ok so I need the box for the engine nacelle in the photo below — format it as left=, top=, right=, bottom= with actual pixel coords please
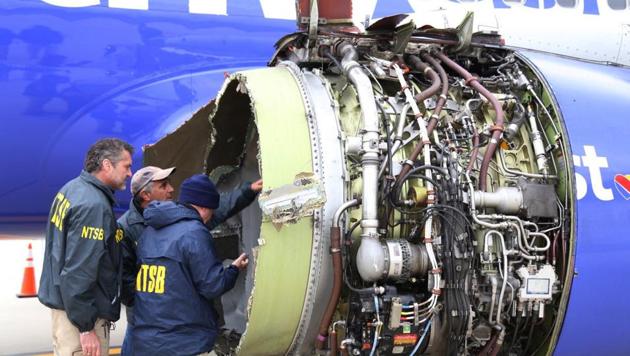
left=146, top=17, right=576, bottom=356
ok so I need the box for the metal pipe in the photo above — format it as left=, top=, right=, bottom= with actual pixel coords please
left=504, top=102, right=526, bottom=141
left=466, top=174, right=544, bottom=261
left=464, top=98, right=482, bottom=174
left=526, top=231, right=551, bottom=252
left=494, top=230, right=509, bottom=326
left=527, top=105, right=549, bottom=175
left=528, top=87, right=561, bottom=137
left=489, top=274, right=498, bottom=325
left=356, top=236, right=387, bottom=282
left=474, top=187, right=523, bottom=214
left=379, top=103, right=411, bottom=177
left=498, top=149, right=557, bottom=179
left=330, top=321, right=345, bottom=356
left=336, top=42, right=384, bottom=283
left=333, top=199, right=360, bottom=228
left=340, top=338, right=353, bottom=356
left=335, top=41, right=380, bottom=238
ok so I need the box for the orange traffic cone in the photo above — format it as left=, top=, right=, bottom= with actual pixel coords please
left=17, top=243, right=37, bottom=298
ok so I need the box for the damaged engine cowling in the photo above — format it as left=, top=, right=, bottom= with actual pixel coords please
left=146, top=20, right=574, bottom=356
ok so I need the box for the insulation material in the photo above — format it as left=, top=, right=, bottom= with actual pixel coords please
left=213, top=129, right=263, bottom=340
left=143, top=101, right=214, bottom=198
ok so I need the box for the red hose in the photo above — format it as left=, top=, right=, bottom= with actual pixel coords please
left=316, top=227, right=343, bottom=350
left=436, top=52, right=504, bottom=191
left=396, top=54, right=443, bottom=183
left=421, top=53, right=449, bottom=134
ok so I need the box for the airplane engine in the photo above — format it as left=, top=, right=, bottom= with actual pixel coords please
left=147, top=23, right=575, bottom=356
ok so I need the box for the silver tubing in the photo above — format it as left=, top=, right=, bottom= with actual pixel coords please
left=333, top=199, right=360, bottom=228
left=337, top=42, right=380, bottom=237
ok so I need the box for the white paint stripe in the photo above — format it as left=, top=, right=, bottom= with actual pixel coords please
left=189, top=0, right=227, bottom=15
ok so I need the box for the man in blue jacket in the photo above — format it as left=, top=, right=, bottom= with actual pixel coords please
left=133, top=174, right=255, bottom=355
left=118, top=165, right=176, bottom=356
left=120, top=167, right=261, bottom=355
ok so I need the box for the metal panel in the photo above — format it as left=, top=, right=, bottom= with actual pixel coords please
left=518, top=50, right=630, bottom=355
left=283, top=65, right=347, bottom=354
left=227, top=67, right=314, bottom=355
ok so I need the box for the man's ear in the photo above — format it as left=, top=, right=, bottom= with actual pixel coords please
left=139, top=190, right=151, bottom=203
left=101, top=158, right=112, bottom=172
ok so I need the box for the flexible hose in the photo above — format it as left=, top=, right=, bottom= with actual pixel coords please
left=316, top=226, right=342, bottom=350
left=396, top=54, right=442, bottom=183
left=316, top=199, right=360, bottom=350
left=489, top=329, right=506, bottom=356
left=406, top=54, right=441, bottom=103
left=479, top=331, right=499, bottom=356
left=421, top=53, right=449, bottom=134
left=466, top=123, right=480, bottom=175
left=330, top=329, right=338, bottom=356
left=436, top=52, right=504, bottom=191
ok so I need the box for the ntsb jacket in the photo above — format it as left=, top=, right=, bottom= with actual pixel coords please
left=118, top=184, right=258, bottom=314
left=38, top=170, right=123, bottom=332
left=118, top=198, right=144, bottom=311
left=132, top=201, right=245, bottom=356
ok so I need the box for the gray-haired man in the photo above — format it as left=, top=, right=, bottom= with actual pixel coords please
left=118, top=166, right=176, bottom=355
left=39, top=138, right=134, bottom=356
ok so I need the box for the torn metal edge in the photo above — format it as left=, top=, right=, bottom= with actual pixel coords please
left=258, top=173, right=326, bottom=227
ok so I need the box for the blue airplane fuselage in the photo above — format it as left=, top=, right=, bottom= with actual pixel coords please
left=2, top=1, right=630, bottom=354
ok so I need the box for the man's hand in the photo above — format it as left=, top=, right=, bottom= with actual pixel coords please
left=80, top=330, right=100, bottom=356
left=250, top=179, right=263, bottom=193
left=231, top=253, right=249, bottom=270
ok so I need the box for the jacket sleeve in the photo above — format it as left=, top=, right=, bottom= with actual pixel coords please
left=207, top=183, right=258, bottom=230
left=184, top=230, right=239, bottom=300
left=59, top=203, right=108, bottom=332
left=118, top=221, right=138, bottom=307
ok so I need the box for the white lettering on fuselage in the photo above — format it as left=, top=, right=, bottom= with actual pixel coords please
left=39, top=0, right=295, bottom=18
left=573, top=145, right=614, bottom=201
left=42, top=0, right=99, bottom=7
left=109, top=0, right=148, bottom=11
left=38, top=0, right=611, bottom=19
left=189, top=0, right=227, bottom=15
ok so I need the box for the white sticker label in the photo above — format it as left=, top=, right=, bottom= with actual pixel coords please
left=527, top=278, right=550, bottom=295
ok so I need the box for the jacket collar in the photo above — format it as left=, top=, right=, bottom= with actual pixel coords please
left=125, top=198, right=145, bottom=225
left=144, top=201, right=203, bottom=229
left=80, top=170, right=116, bottom=205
